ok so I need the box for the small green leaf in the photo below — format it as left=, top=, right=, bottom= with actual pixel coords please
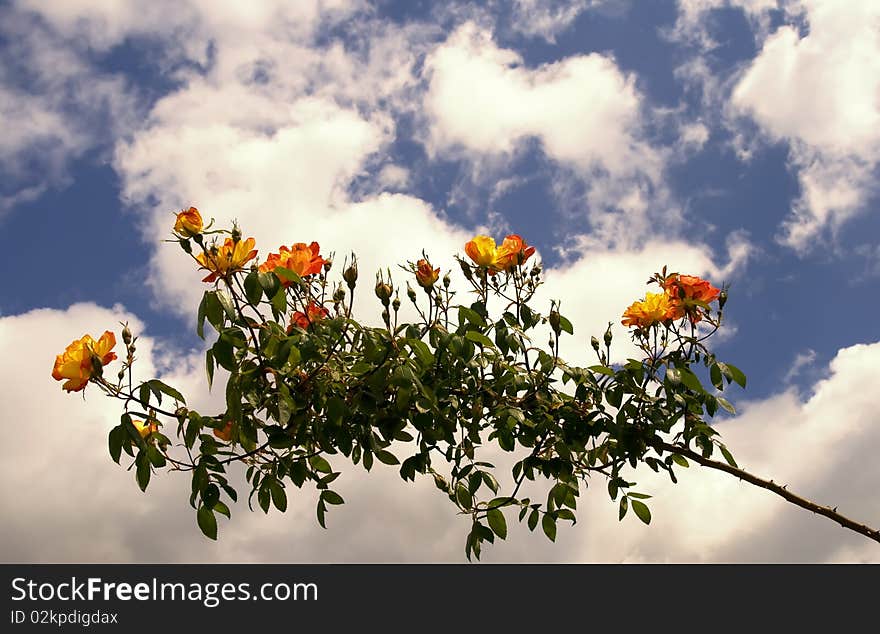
left=719, top=444, right=738, bottom=468
left=375, top=450, right=399, bottom=466
left=542, top=513, right=557, bottom=542
left=589, top=365, right=615, bottom=377
left=528, top=508, right=539, bottom=531
left=631, top=500, right=651, bottom=525
left=269, top=479, right=287, bottom=512
left=322, top=490, right=345, bottom=505
left=618, top=496, right=628, bottom=520
left=456, top=483, right=473, bottom=510
left=197, top=505, right=218, bottom=540
left=717, top=396, right=736, bottom=414
left=465, top=331, right=494, bottom=348
left=670, top=454, right=689, bottom=468
left=487, top=508, right=507, bottom=540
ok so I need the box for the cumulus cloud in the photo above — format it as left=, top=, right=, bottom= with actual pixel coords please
left=0, top=7, right=138, bottom=214
left=421, top=22, right=678, bottom=244
left=730, top=0, right=880, bottom=251
left=672, top=0, right=880, bottom=252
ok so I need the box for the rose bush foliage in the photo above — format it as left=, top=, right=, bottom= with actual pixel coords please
left=53, top=206, right=878, bottom=558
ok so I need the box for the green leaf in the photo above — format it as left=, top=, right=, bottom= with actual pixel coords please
left=458, top=306, right=486, bottom=327
left=727, top=363, right=747, bottom=388
left=202, top=484, right=220, bottom=509
left=204, top=348, right=215, bottom=390
left=204, top=291, right=224, bottom=332
left=558, top=315, right=574, bottom=335
left=465, top=330, right=494, bottom=348
left=542, top=513, right=557, bottom=542
left=709, top=363, right=723, bottom=390
left=216, top=289, right=236, bottom=320
left=212, top=338, right=236, bottom=371
left=309, top=454, right=332, bottom=474
left=108, top=425, right=124, bottom=464
left=487, top=508, right=507, bottom=540
left=196, top=293, right=207, bottom=339
left=456, top=483, right=473, bottom=510
left=719, top=444, right=738, bottom=468
left=589, top=365, right=615, bottom=377
left=717, top=396, right=736, bottom=414
left=214, top=501, right=231, bottom=519
left=273, top=267, right=304, bottom=286
left=135, top=451, right=151, bottom=492
left=679, top=368, right=704, bottom=393
left=631, top=500, right=651, bottom=525
left=406, top=339, right=434, bottom=369
left=197, top=505, right=218, bottom=540
left=670, top=454, right=689, bottom=468
left=147, top=379, right=186, bottom=405
left=243, top=271, right=263, bottom=305
left=618, top=496, right=628, bottom=520
left=528, top=508, right=539, bottom=531
left=375, top=449, right=400, bottom=466
left=269, top=479, right=287, bottom=512
left=322, top=490, right=345, bottom=505
left=271, top=287, right=287, bottom=314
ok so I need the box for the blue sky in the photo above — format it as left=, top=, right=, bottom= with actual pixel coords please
left=1, top=0, right=879, bottom=562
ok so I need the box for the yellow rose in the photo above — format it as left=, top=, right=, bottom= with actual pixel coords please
left=52, top=331, right=117, bottom=392
left=196, top=237, right=258, bottom=283
left=173, top=206, right=203, bottom=237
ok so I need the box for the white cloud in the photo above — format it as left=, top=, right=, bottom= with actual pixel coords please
left=423, top=23, right=657, bottom=177
left=421, top=22, right=677, bottom=244
left=675, top=0, right=880, bottom=252
left=504, top=0, right=597, bottom=42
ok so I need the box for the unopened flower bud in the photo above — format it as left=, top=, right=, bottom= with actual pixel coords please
left=121, top=323, right=133, bottom=346
left=591, top=336, right=601, bottom=351
left=343, top=257, right=358, bottom=290
left=392, top=294, right=401, bottom=312
left=231, top=223, right=242, bottom=243
left=117, top=368, right=126, bottom=381
left=548, top=310, right=561, bottom=335
left=718, top=289, right=728, bottom=310
left=443, top=272, right=451, bottom=288
left=458, top=258, right=473, bottom=281
left=375, top=272, right=393, bottom=305
left=407, top=282, right=417, bottom=303
left=323, top=258, right=333, bottom=273
left=603, top=326, right=613, bottom=347
left=333, top=286, right=346, bottom=302
left=530, top=264, right=542, bottom=277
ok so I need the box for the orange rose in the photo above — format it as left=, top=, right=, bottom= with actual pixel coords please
left=132, top=419, right=159, bottom=439
left=259, top=242, right=325, bottom=286
left=52, top=331, right=117, bottom=392
left=289, top=301, right=330, bottom=331
left=196, top=237, right=258, bottom=283
left=662, top=274, right=721, bottom=323
left=214, top=422, right=233, bottom=442
left=415, top=258, right=440, bottom=288
left=621, top=293, right=676, bottom=328
left=494, top=234, right=536, bottom=272
left=173, top=206, right=203, bottom=237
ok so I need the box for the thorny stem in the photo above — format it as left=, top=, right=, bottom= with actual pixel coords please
left=654, top=440, right=880, bottom=545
